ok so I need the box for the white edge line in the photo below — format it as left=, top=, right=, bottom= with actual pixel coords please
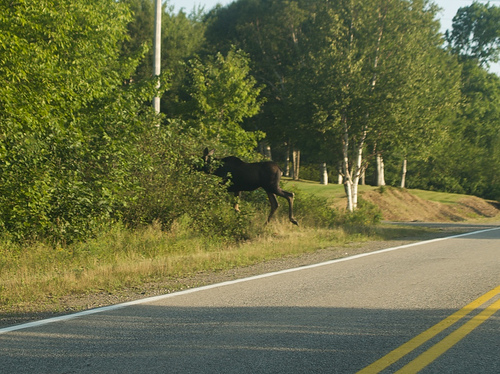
left=2, top=227, right=499, bottom=334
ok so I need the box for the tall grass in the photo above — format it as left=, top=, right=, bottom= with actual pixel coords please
left=0, top=214, right=390, bottom=313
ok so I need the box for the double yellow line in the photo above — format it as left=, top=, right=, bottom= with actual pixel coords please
left=358, top=284, right=500, bottom=373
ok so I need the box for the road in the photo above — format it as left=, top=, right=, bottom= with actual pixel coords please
left=1, top=226, right=499, bottom=373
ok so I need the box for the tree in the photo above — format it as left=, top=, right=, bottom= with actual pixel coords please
left=420, top=62, right=500, bottom=199
left=181, top=48, right=265, bottom=156
left=415, top=2, right=500, bottom=200
left=204, top=0, right=311, bottom=163
left=0, top=0, right=161, bottom=241
left=445, top=1, right=500, bottom=67
left=298, top=0, right=461, bottom=210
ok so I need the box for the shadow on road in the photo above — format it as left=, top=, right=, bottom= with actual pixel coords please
left=1, top=304, right=498, bottom=373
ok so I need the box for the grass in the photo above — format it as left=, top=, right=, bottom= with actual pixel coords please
left=283, top=179, right=498, bottom=217
left=283, top=178, right=467, bottom=202
left=283, top=178, right=345, bottom=200
left=283, top=178, right=377, bottom=202
left=2, top=179, right=496, bottom=316
left=409, top=189, right=470, bottom=204
left=0, top=218, right=432, bottom=314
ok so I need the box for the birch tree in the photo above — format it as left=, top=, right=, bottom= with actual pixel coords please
left=366, top=0, right=461, bottom=189
left=303, top=0, right=387, bottom=211
left=303, top=0, right=459, bottom=211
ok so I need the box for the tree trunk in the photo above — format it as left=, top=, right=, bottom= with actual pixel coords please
left=400, top=158, right=407, bottom=188
left=259, top=141, right=272, bottom=160
left=337, top=161, right=343, bottom=184
left=292, top=149, right=300, bottom=180
left=342, top=115, right=367, bottom=212
left=376, top=154, right=386, bottom=186
left=352, top=138, right=365, bottom=209
left=344, top=179, right=354, bottom=212
left=320, top=163, right=328, bottom=185
left=342, top=116, right=354, bottom=211
left=284, top=144, right=290, bottom=177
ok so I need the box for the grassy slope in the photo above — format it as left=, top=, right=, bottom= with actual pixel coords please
left=283, top=179, right=500, bottom=222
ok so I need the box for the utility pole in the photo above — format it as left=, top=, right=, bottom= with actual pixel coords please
left=152, top=0, right=162, bottom=118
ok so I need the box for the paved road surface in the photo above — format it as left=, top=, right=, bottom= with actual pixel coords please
left=1, top=226, right=499, bottom=373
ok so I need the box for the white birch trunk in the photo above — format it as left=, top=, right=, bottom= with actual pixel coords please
left=342, top=119, right=352, bottom=211
left=292, top=149, right=300, bottom=180
left=344, top=179, right=354, bottom=212
left=342, top=116, right=356, bottom=212
left=152, top=0, right=162, bottom=118
left=352, top=137, right=365, bottom=209
left=320, top=163, right=328, bottom=185
left=376, top=154, right=386, bottom=186
left=284, top=145, right=290, bottom=177
left=259, top=141, right=272, bottom=160
left=400, top=158, right=407, bottom=188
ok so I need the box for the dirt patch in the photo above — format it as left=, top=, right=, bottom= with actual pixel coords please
left=362, top=187, right=500, bottom=222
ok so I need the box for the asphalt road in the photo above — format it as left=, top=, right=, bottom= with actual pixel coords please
left=1, top=226, right=499, bottom=373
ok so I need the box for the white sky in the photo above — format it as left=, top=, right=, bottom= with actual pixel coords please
left=167, top=0, right=500, bottom=74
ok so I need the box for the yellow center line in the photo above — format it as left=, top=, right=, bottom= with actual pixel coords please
left=357, top=285, right=500, bottom=374
left=395, top=297, right=500, bottom=373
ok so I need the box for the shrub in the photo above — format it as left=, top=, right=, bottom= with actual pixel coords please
left=341, top=198, right=383, bottom=226
left=292, top=188, right=338, bottom=227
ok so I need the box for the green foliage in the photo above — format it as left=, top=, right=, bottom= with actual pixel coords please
left=121, top=0, right=207, bottom=106
left=120, top=125, right=262, bottom=242
left=292, top=189, right=338, bottom=228
left=409, top=61, right=500, bottom=200
left=341, top=198, right=383, bottom=226
left=176, top=48, right=265, bottom=156
left=0, top=0, right=162, bottom=243
left=1, top=0, right=499, bottom=248
left=446, top=1, right=500, bottom=66
left=204, top=0, right=313, bottom=152
left=204, top=0, right=464, bottom=211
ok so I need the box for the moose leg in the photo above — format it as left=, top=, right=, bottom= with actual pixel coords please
left=266, top=191, right=279, bottom=223
left=276, top=189, right=298, bottom=225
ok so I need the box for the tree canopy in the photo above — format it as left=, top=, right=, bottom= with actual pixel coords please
left=446, top=1, right=500, bottom=67
left=1, top=0, right=499, bottom=242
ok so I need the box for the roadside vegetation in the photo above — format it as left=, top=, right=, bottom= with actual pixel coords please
left=0, top=182, right=376, bottom=312
left=1, top=1, right=500, bottom=318
left=2, top=181, right=498, bottom=317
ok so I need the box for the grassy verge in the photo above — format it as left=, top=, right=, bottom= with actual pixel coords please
left=2, top=179, right=498, bottom=318
left=0, top=219, right=432, bottom=315
left=283, top=179, right=471, bottom=204
left=409, top=189, right=471, bottom=204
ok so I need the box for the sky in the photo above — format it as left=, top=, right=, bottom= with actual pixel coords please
left=168, top=0, right=500, bottom=74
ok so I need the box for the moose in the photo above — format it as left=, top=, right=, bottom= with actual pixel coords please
left=202, top=148, right=298, bottom=225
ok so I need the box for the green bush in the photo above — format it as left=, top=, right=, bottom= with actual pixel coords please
left=341, top=198, right=383, bottom=226
left=292, top=188, right=338, bottom=227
